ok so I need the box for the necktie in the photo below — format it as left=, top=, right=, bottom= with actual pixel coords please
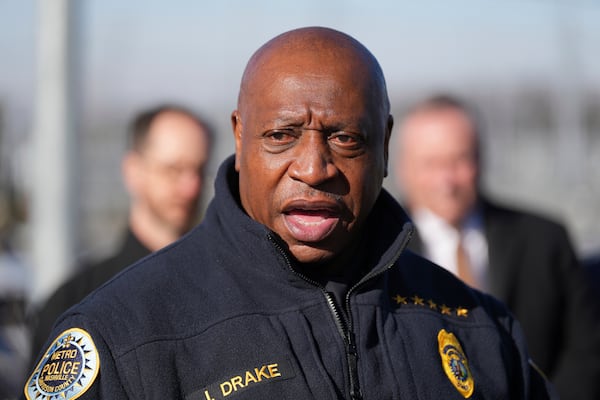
left=456, top=238, right=477, bottom=288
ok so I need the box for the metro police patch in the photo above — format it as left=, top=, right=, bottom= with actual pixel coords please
left=24, top=328, right=100, bottom=400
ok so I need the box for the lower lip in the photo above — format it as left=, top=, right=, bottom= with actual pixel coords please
left=283, top=212, right=339, bottom=242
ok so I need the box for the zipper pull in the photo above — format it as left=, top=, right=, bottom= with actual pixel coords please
left=346, top=330, right=363, bottom=400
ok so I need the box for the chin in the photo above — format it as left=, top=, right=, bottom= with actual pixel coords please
left=168, top=220, right=192, bottom=234
left=289, top=245, right=335, bottom=266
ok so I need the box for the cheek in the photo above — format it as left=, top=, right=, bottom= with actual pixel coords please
left=348, top=162, right=383, bottom=213
left=147, top=182, right=171, bottom=204
left=140, top=175, right=158, bottom=199
left=409, top=168, right=436, bottom=194
left=238, top=155, right=285, bottom=223
left=455, top=165, right=478, bottom=189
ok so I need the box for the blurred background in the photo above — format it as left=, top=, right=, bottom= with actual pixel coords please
left=1, top=0, right=599, bottom=305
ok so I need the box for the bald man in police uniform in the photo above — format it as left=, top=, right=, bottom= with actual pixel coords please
left=23, top=27, right=556, bottom=400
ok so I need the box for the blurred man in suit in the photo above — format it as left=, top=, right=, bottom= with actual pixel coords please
left=394, top=94, right=600, bottom=400
left=29, top=104, right=213, bottom=361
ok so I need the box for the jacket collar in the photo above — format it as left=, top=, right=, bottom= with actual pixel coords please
left=207, top=155, right=414, bottom=280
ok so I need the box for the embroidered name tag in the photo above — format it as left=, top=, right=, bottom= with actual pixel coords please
left=24, top=328, right=100, bottom=400
left=187, top=359, right=295, bottom=400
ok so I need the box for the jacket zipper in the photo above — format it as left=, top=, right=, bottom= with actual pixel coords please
left=268, top=224, right=413, bottom=400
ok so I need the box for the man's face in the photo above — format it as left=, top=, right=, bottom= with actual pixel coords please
left=233, top=56, right=390, bottom=268
left=129, top=111, right=210, bottom=234
left=396, top=108, right=479, bottom=227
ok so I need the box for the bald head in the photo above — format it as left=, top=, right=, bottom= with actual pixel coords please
left=237, top=27, right=389, bottom=117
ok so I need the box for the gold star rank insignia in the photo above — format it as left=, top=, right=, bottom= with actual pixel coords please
left=440, top=304, right=452, bottom=315
left=456, top=308, right=469, bottom=317
left=411, top=295, right=425, bottom=306
left=438, top=329, right=474, bottom=398
left=428, top=299, right=437, bottom=310
left=393, top=295, right=407, bottom=305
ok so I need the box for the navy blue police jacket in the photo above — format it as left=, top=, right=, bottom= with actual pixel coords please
left=25, top=156, right=556, bottom=400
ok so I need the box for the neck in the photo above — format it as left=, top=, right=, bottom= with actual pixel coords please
left=128, top=208, right=183, bottom=252
left=298, top=239, right=368, bottom=286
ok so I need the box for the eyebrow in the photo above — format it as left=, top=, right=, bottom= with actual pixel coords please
left=267, top=114, right=364, bottom=131
left=267, top=109, right=310, bottom=125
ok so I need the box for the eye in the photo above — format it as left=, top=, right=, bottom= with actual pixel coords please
left=267, top=130, right=294, bottom=143
left=263, top=129, right=298, bottom=152
left=329, top=131, right=364, bottom=150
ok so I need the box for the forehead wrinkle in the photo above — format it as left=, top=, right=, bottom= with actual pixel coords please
left=264, top=109, right=329, bottom=133
left=262, top=111, right=309, bottom=129
left=268, top=106, right=367, bottom=133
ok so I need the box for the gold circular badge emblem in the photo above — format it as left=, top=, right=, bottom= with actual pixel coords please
left=24, top=328, right=100, bottom=400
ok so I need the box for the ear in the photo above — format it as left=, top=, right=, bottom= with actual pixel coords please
left=383, top=114, right=394, bottom=177
left=231, top=110, right=243, bottom=172
left=122, top=151, right=143, bottom=197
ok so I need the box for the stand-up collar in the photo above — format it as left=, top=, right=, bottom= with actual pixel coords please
left=206, top=155, right=414, bottom=278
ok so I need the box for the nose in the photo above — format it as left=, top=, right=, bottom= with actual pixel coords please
left=288, top=132, right=339, bottom=186
left=178, top=169, right=202, bottom=200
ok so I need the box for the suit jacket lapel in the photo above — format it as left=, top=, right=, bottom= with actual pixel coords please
left=405, top=200, right=520, bottom=302
left=483, top=199, right=520, bottom=301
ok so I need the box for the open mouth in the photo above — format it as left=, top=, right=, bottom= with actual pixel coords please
left=283, top=205, right=341, bottom=242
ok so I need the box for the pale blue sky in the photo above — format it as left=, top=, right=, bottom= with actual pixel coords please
left=2, top=0, right=599, bottom=120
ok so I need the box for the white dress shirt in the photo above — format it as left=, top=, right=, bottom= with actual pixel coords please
left=412, top=207, right=489, bottom=291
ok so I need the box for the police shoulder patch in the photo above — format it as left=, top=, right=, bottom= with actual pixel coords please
left=24, top=328, right=100, bottom=400
left=437, top=329, right=474, bottom=398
